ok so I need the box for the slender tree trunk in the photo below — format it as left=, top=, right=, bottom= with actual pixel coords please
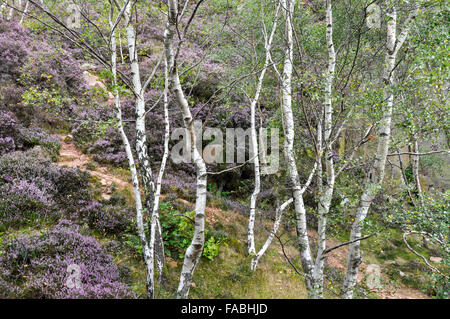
left=252, top=198, right=293, bottom=270
left=152, top=56, right=171, bottom=286
left=280, top=0, right=315, bottom=291
left=19, top=0, right=28, bottom=25
left=411, top=135, right=422, bottom=200
left=342, top=5, right=418, bottom=298
left=311, top=0, right=336, bottom=299
left=248, top=1, right=280, bottom=260
left=8, top=0, right=16, bottom=21
left=0, top=2, right=7, bottom=18
left=122, top=1, right=166, bottom=297
left=164, top=0, right=207, bottom=299
left=108, top=4, right=155, bottom=298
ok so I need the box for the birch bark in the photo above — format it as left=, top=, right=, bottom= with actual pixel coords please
left=8, top=0, right=15, bottom=20
left=248, top=1, right=280, bottom=260
left=342, top=4, right=419, bottom=298
left=0, top=2, right=6, bottom=18
left=164, top=0, right=207, bottom=299
left=311, top=0, right=336, bottom=299
left=108, top=4, right=155, bottom=298
left=19, top=0, right=28, bottom=25
left=280, top=0, right=315, bottom=290
left=121, top=0, right=167, bottom=288
left=411, top=135, right=422, bottom=200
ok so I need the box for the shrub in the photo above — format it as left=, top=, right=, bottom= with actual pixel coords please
left=0, top=179, right=56, bottom=227
left=88, top=132, right=127, bottom=167
left=0, top=21, right=31, bottom=79
left=0, top=149, right=92, bottom=222
left=75, top=201, right=134, bottom=235
left=19, top=127, right=61, bottom=160
left=0, top=111, right=61, bottom=157
left=0, top=137, right=15, bottom=156
left=0, top=220, right=135, bottom=298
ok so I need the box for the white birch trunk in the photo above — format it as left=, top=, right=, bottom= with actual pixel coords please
left=108, top=6, right=155, bottom=298
left=0, top=2, right=6, bottom=19
left=412, top=135, right=422, bottom=200
left=8, top=0, right=15, bottom=21
left=152, top=56, right=171, bottom=285
left=311, top=0, right=336, bottom=299
left=164, top=0, right=207, bottom=299
left=122, top=1, right=167, bottom=291
left=280, top=0, right=315, bottom=290
left=342, top=5, right=418, bottom=298
left=248, top=1, right=280, bottom=258
left=251, top=198, right=293, bottom=270
left=19, top=0, right=28, bottom=25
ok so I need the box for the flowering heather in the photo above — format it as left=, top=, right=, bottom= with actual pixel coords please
left=0, top=20, right=32, bottom=79
left=74, top=201, right=134, bottom=235
left=0, top=149, right=92, bottom=225
left=0, top=137, right=15, bottom=156
left=0, top=179, right=56, bottom=227
left=0, top=111, right=61, bottom=157
left=19, top=126, right=60, bottom=159
left=0, top=20, right=84, bottom=95
left=0, top=220, right=136, bottom=298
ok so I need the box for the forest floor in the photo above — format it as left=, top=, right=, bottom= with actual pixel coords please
left=55, top=134, right=431, bottom=299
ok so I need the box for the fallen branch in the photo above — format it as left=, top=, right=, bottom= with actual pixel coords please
left=403, top=231, right=449, bottom=279
left=274, top=232, right=305, bottom=277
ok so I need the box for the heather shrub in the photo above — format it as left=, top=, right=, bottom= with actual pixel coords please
left=0, top=111, right=60, bottom=157
left=19, top=50, right=85, bottom=95
left=0, top=137, right=15, bottom=156
left=0, top=21, right=31, bottom=79
left=0, top=220, right=136, bottom=298
left=0, top=149, right=92, bottom=220
left=88, top=130, right=127, bottom=167
left=75, top=201, right=134, bottom=235
left=0, top=179, right=57, bottom=227
left=19, top=126, right=61, bottom=160
left=0, top=112, right=21, bottom=144
left=0, top=84, right=24, bottom=111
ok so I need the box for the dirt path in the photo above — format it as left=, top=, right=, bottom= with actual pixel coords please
left=57, top=134, right=130, bottom=200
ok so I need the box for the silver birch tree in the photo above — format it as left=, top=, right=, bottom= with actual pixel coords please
left=163, top=0, right=208, bottom=299
left=342, top=2, right=419, bottom=298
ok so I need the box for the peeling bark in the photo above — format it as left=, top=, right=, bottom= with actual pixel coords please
left=311, top=0, right=336, bottom=299
left=248, top=1, right=280, bottom=260
left=108, top=4, right=154, bottom=298
left=280, top=0, right=315, bottom=291
left=342, top=5, right=419, bottom=298
left=164, top=0, right=207, bottom=299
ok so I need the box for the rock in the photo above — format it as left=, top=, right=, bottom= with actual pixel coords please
left=430, top=256, right=442, bottom=263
